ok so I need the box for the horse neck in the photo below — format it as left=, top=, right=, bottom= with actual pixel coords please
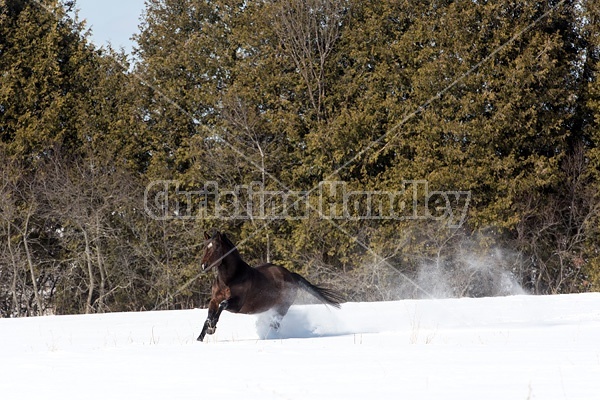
left=217, top=248, right=250, bottom=282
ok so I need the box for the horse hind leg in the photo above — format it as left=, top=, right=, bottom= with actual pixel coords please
left=256, top=309, right=285, bottom=339
left=269, top=313, right=283, bottom=331
left=270, top=296, right=295, bottom=332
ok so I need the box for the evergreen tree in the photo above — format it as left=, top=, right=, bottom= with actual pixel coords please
left=0, top=0, right=92, bottom=161
left=3, top=0, right=600, bottom=314
left=575, top=0, right=600, bottom=290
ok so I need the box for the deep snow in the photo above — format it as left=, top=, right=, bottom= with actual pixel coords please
left=1, top=293, right=600, bottom=399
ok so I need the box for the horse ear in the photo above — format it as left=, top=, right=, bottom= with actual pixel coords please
left=204, top=231, right=211, bottom=240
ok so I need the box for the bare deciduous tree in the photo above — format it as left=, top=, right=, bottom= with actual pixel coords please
left=516, top=144, right=600, bottom=294
left=272, top=0, right=349, bottom=120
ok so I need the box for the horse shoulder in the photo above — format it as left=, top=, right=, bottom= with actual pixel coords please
left=211, top=279, right=231, bottom=299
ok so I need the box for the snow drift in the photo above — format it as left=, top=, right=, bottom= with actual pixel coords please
left=1, top=294, right=600, bottom=399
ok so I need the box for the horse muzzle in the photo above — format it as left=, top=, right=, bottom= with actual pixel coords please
left=201, top=262, right=215, bottom=272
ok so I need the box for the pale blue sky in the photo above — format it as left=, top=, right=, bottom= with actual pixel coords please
left=75, top=0, right=146, bottom=54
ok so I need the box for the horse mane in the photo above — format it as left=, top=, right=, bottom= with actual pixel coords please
left=221, top=233, right=242, bottom=260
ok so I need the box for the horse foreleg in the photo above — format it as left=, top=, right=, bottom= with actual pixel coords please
left=211, top=299, right=228, bottom=328
left=197, top=299, right=229, bottom=342
left=197, top=319, right=211, bottom=342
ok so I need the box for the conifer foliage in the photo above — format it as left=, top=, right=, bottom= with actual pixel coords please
left=1, top=0, right=600, bottom=315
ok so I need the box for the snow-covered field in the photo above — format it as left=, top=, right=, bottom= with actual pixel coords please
left=1, top=293, right=600, bottom=399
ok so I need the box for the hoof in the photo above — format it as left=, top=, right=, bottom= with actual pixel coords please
left=197, top=321, right=217, bottom=342
left=270, top=320, right=281, bottom=331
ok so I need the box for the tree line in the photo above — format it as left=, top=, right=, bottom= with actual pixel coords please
left=1, top=0, right=600, bottom=316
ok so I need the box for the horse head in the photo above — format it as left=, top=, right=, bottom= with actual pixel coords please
left=201, top=231, right=232, bottom=271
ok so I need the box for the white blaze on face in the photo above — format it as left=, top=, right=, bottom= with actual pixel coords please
left=207, top=242, right=213, bottom=249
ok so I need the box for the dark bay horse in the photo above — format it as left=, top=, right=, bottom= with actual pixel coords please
left=197, top=231, right=343, bottom=341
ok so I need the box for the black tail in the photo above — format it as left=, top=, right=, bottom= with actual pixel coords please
left=292, top=273, right=344, bottom=308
